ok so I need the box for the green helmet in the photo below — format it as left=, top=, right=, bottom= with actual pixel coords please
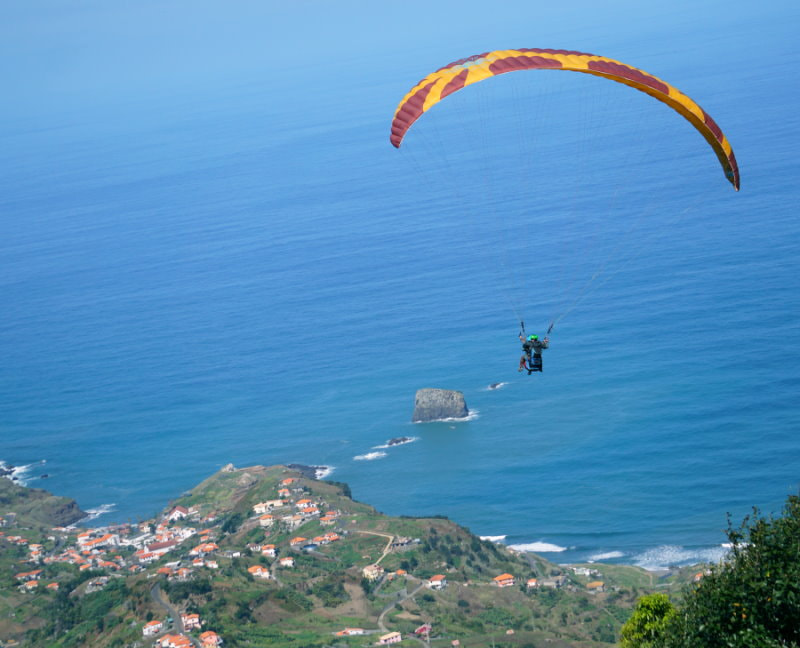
left=529, top=335, right=538, bottom=341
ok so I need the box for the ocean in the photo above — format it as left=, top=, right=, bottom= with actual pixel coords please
left=2, top=0, right=799, bottom=570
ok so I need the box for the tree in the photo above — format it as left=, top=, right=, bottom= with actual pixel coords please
left=626, top=494, right=800, bottom=648
left=620, top=593, right=676, bottom=648
left=221, top=512, right=244, bottom=534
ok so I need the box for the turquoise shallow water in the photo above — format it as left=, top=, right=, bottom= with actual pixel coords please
left=2, top=0, right=799, bottom=569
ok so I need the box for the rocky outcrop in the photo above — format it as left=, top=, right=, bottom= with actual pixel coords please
left=0, top=478, right=86, bottom=527
left=412, top=389, right=469, bottom=423
left=236, top=472, right=258, bottom=488
left=287, top=464, right=326, bottom=480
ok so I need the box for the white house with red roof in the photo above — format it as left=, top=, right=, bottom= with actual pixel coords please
left=76, top=531, right=93, bottom=546
left=428, top=574, right=447, bottom=590
left=248, top=565, right=271, bottom=579
left=157, top=634, right=193, bottom=648
left=200, top=630, right=223, bottom=646
left=493, top=573, right=515, bottom=588
left=181, top=613, right=202, bottom=630
left=83, top=533, right=119, bottom=550
left=136, top=550, right=158, bottom=564
left=143, top=619, right=163, bottom=636
left=15, top=569, right=42, bottom=582
left=362, top=564, right=384, bottom=581
left=147, top=540, right=178, bottom=556
left=167, top=506, right=189, bottom=521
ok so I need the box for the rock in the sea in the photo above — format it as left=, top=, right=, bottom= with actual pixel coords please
left=412, top=388, right=468, bottom=423
left=386, top=437, right=413, bottom=446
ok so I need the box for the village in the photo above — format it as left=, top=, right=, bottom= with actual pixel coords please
left=0, top=467, right=669, bottom=648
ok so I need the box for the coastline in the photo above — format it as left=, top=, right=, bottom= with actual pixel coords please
left=1, top=457, right=722, bottom=573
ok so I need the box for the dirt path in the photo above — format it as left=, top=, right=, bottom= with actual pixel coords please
left=270, top=560, right=283, bottom=586
left=355, top=530, right=394, bottom=566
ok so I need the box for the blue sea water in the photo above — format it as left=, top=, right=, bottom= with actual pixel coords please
left=2, top=1, right=800, bottom=569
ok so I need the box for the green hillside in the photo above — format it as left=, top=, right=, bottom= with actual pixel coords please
left=0, top=466, right=701, bottom=648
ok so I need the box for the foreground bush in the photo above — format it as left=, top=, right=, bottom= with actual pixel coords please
left=622, top=494, right=800, bottom=648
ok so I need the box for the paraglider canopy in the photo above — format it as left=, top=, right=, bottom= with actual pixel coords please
left=390, top=48, right=739, bottom=190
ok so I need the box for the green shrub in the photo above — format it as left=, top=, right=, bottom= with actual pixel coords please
left=625, top=494, right=800, bottom=648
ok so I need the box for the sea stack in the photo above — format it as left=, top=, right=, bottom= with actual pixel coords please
left=412, top=388, right=469, bottom=423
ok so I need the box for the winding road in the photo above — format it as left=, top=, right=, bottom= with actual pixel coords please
left=377, top=579, right=429, bottom=646
left=150, top=583, right=201, bottom=647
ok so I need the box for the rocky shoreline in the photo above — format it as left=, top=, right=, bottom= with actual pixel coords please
left=285, top=463, right=333, bottom=480
left=0, top=460, right=46, bottom=484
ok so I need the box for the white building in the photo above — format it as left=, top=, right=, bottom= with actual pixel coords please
left=143, top=620, right=163, bottom=636
left=167, top=506, right=189, bottom=521
left=378, top=631, right=402, bottom=645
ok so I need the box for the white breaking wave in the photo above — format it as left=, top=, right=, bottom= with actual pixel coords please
left=78, top=503, right=118, bottom=524
left=510, top=541, right=568, bottom=553
left=412, top=410, right=480, bottom=424
left=633, top=544, right=731, bottom=571
left=373, top=437, right=418, bottom=449
left=314, top=466, right=334, bottom=479
left=588, top=550, right=626, bottom=561
left=0, top=460, right=43, bottom=486
left=479, top=535, right=507, bottom=543
left=354, top=451, right=387, bottom=461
